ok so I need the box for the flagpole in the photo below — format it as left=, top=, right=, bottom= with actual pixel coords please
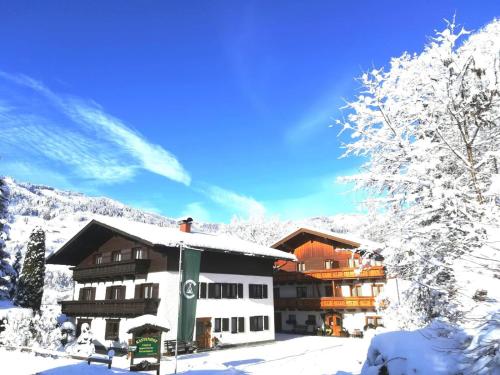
left=174, top=241, right=184, bottom=375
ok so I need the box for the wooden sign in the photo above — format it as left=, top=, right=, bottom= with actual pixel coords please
left=135, top=336, right=160, bottom=358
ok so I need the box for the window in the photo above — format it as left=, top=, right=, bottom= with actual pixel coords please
left=297, top=262, right=305, bottom=272
left=305, top=315, right=316, bottom=325
left=372, top=284, right=384, bottom=297
left=348, top=258, right=360, bottom=267
left=94, top=254, right=103, bottom=265
left=143, top=284, right=154, bottom=299
left=222, top=318, right=229, bottom=332
left=350, top=284, right=362, bottom=297
left=111, top=251, right=122, bottom=262
left=208, top=283, right=221, bottom=299
left=249, top=284, right=268, bottom=299
left=325, top=285, right=333, bottom=297
left=221, top=283, right=238, bottom=299
left=273, top=287, right=280, bottom=299
left=106, top=286, right=125, bottom=300
left=286, top=314, right=296, bottom=325
left=250, top=316, right=268, bottom=331
left=199, top=282, right=207, bottom=299
left=105, top=319, right=120, bottom=341
left=79, top=287, right=95, bottom=301
left=237, top=283, right=243, bottom=298
left=325, top=259, right=334, bottom=269
left=214, top=318, right=221, bottom=332
left=238, top=317, right=245, bottom=333
left=366, top=316, right=384, bottom=328
left=135, top=283, right=158, bottom=299
left=296, top=286, right=307, bottom=298
left=133, top=247, right=146, bottom=259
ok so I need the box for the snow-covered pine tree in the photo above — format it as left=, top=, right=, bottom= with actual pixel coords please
left=9, top=246, right=23, bottom=299
left=15, top=227, right=46, bottom=310
left=0, top=177, right=15, bottom=300
left=339, top=18, right=499, bottom=328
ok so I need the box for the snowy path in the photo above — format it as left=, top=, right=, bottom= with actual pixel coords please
left=0, top=334, right=369, bottom=375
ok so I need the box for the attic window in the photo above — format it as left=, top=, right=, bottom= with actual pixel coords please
left=112, top=251, right=122, bottom=262
left=94, top=254, right=103, bottom=265
left=133, top=247, right=146, bottom=260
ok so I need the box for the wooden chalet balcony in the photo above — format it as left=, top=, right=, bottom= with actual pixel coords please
left=72, top=259, right=151, bottom=282
left=275, top=296, right=376, bottom=310
left=60, top=298, right=160, bottom=317
left=274, top=266, right=385, bottom=283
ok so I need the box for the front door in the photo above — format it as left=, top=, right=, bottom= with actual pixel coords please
left=195, top=317, right=211, bottom=349
left=325, top=313, right=343, bottom=336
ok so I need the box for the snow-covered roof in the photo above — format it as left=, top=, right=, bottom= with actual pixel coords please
left=125, top=314, right=170, bottom=333
left=272, top=226, right=382, bottom=251
left=51, top=216, right=296, bottom=262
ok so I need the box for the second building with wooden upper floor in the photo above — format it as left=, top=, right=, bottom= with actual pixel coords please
left=271, top=227, right=395, bottom=337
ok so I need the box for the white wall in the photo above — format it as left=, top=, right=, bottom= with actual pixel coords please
left=73, top=271, right=275, bottom=350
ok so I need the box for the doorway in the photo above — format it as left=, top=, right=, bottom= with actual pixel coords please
left=195, top=317, right=212, bottom=349
left=325, top=313, right=343, bottom=336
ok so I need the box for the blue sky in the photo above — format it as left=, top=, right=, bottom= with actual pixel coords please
left=0, top=1, right=498, bottom=223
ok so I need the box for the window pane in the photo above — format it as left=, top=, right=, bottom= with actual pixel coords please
left=222, top=318, right=229, bottom=332
left=105, top=320, right=120, bottom=341
left=263, top=285, right=268, bottom=299
left=237, top=283, right=243, bottom=298
left=264, top=316, right=269, bottom=330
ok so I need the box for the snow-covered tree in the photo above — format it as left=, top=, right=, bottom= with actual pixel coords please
left=15, top=227, right=46, bottom=310
left=339, top=18, right=500, bottom=328
left=9, top=245, right=22, bottom=299
left=0, top=177, right=15, bottom=300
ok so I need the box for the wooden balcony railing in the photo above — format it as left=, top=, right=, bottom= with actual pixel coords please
left=275, top=296, right=376, bottom=310
left=273, top=266, right=385, bottom=283
left=60, top=298, right=160, bottom=317
left=72, top=259, right=151, bottom=282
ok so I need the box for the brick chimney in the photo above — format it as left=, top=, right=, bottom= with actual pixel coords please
left=178, top=217, right=193, bottom=233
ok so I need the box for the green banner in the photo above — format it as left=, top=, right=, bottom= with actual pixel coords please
left=135, top=336, right=160, bottom=358
left=177, top=246, right=201, bottom=342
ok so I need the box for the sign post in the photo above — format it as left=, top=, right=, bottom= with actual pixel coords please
left=128, top=323, right=169, bottom=375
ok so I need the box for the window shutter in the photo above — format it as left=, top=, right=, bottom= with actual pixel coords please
left=238, top=317, right=244, bottom=332
left=135, top=284, right=141, bottom=299
left=263, top=285, right=268, bottom=299
left=231, top=317, right=237, bottom=333
left=105, top=287, right=111, bottom=300
left=152, top=284, right=159, bottom=298
left=237, top=283, right=243, bottom=298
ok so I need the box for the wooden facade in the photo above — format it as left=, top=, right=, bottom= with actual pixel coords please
left=271, top=228, right=386, bottom=337
left=47, top=220, right=276, bottom=324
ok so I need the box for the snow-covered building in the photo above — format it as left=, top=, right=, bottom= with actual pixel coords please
left=47, top=217, right=295, bottom=352
left=272, top=228, right=392, bottom=336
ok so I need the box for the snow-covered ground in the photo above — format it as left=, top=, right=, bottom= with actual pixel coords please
left=0, top=334, right=369, bottom=375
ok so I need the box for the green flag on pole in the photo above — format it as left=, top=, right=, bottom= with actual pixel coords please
left=177, top=245, right=202, bottom=342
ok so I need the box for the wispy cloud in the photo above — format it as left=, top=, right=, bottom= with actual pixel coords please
left=0, top=71, right=191, bottom=185
left=284, top=78, right=354, bottom=145
left=198, top=183, right=266, bottom=220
